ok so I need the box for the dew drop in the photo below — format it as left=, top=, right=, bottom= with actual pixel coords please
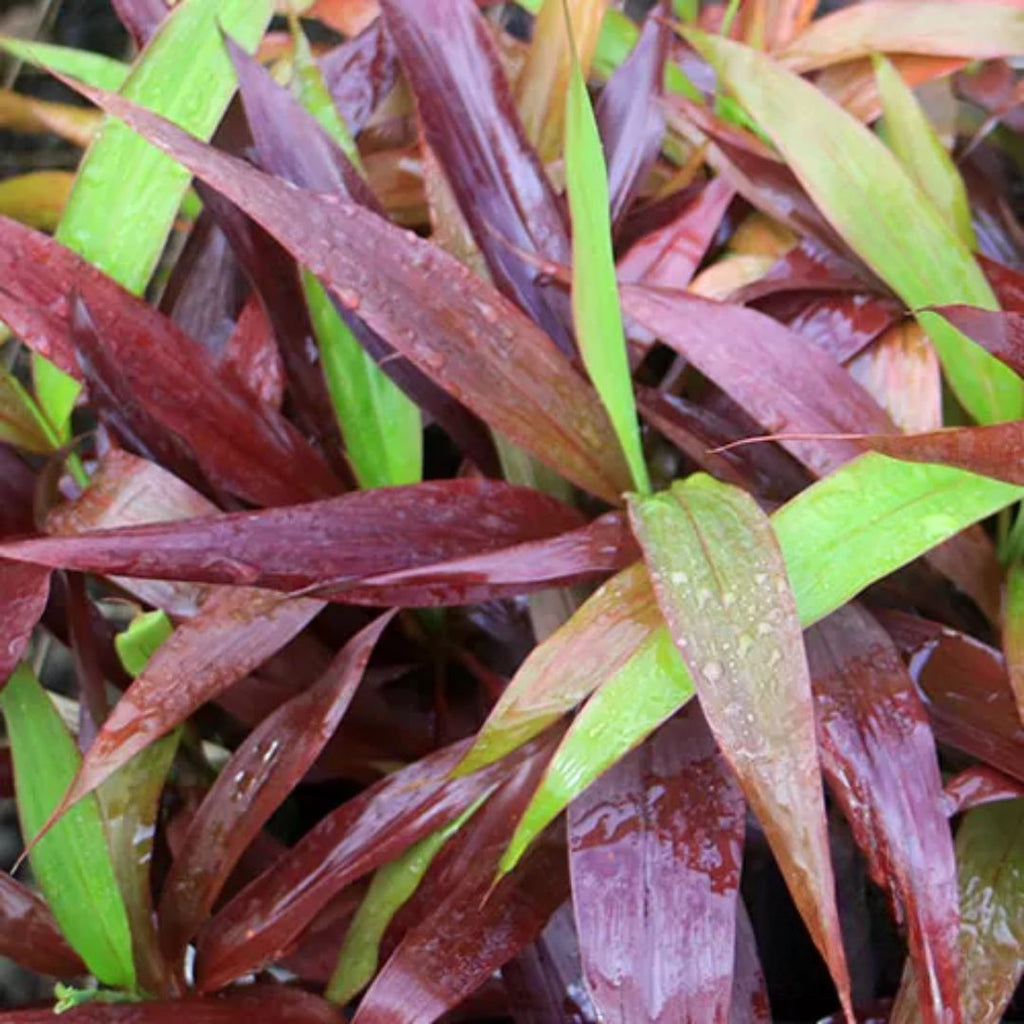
left=703, top=661, right=723, bottom=683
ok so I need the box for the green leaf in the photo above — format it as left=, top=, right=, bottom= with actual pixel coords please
left=114, top=610, right=174, bottom=678
left=683, top=29, right=1023, bottom=426
left=873, top=54, right=974, bottom=248
left=0, top=665, right=135, bottom=989
left=35, top=0, right=274, bottom=433
left=1006, top=561, right=1024, bottom=723
left=0, top=37, right=128, bottom=91
left=0, top=367, right=55, bottom=454
left=304, top=273, right=423, bottom=489
left=326, top=795, right=487, bottom=1005
left=773, top=453, right=1023, bottom=628
left=563, top=2, right=649, bottom=494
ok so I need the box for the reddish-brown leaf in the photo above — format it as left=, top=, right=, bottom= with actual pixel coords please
left=54, top=81, right=630, bottom=502
left=0, top=217, right=340, bottom=508
left=944, top=766, right=1024, bottom=817
left=379, top=0, right=574, bottom=353
left=731, top=902, right=772, bottom=1023
left=157, top=612, right=394, bottom=967
left=621, top=284, right=894, bottom=475
left=806, top=604, right=961, bottom=1023
left=319, top=19, right=399, bottom=137
left=568, top=706, right=745, bottom=1022
left=0, top=560, right=50, bottom=692
left=0, top=871, right=85, bottom=978
left=193, top=741, right=517, bottom=991
left=930, top=305, right=1024, bottom=377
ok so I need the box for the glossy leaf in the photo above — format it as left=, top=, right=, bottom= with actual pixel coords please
left=0, top=665, right=135, bottom=989
left=686, top=29, right=1023, bottom=426
left=0, top=218, right=340, bottom=508
left=806, top=604, right=960, bottom=1022
left=627, top=474, right=852, bottom=1017
left=931, top=306, right=1024, bottom=378
left=318, top=19, right=399, bottom=138
left=944, top=766, right=1024, bottom=817
left=874, top=54, right=974, bottom=247
left=774, top=453, right=1023, bottom=627
left=568, top=706, right=745, bottom=1021
left=56, top=81, right=631, bottom=501
left=564, top=5, right=649, bottom=494
left=0, top=871, right=85, bottom=978
left=194, top=740, right=515, bottom=990
left=0, top=561, right=50, bottom=692
left=778, top=2, right=1024, bottom=72
left=37, top=0, right=274, bottom=432
left=380, top=0, right=574, bottom=353
left=158, top=612, right=393, bottom=964
left=620, top=284, right=894, bottom=476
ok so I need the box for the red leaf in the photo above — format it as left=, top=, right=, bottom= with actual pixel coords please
left=0, top=218, right=340, bottom=508
left=943, top=766, right=1024, bottom=817
left=53, top=81, right=630, bottom=502
left=0, top=871, right=85, bottom=978
left=880, top=611, right=1024, bottom=784
left=194, top=740, right=517, bottom=990
left=157, top=611, right=394, bottom=966
left=221, top=294, right=285, bottom=408
left=111, top=0, right=166, bottom=47
left=0, top=561, right=50, bottom=692
left=568, top=705, right=745, bottom=1022
left=597, top=5, right=671, bottom=232
left=379, top=0, right=574, bottom=354
left=353, top=743, right=567, bottom=1022
left=0, top=479, right=592, bottom=598
left=979, top=254, right=1024, bottom=313
left=806, top=604, right=961, bottom=1023
left=621, top=284, right=893, bottom=475
left=931, top=305, right=1024, bottom=378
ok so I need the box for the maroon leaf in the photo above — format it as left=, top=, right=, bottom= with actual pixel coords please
left=597, top=4, right=671, bottom=232
left=863, top=422, right=1023, bottom=486
left=806, top=604, right=961, bottom=1023
left=880, top=611, right=1024, bottom=784
left=0, top=986, right=340, bottom=1023
left=353, top=743, right=568, bottom=1022
left=731, top=901, right=772, bottom=1023
left=0, top=445, right=35, bottom=536
left=979, top=254, right=1024, bottom=313
left=618, top=178, right=735, bottom=288
left=194, top=739, right=515, bottom=991
left=221, top=294, right=284, bottom=408
left=0, top=479, right=591, bottom=597
left=157, top=611, right=394, bottom=965
left=930, top=305, right=1024, bottom=378
left=379, top=0, right=574, bottom=354
left=621, top=284, right=894, bottom=476
left=0, top=561, right=51, bottom=692
left=568, top=705, right=745, bottom=1022
left=320, top=19, right=399, bottom=137
left=944, top=766, right=1024, bottom=817
left=0, top=218, right=340, bottom=508
left=55, top=81, right=630, bottom=501
left=111, top=0, right=167, bottom=47
left=0, top=871, right=85, bottom=978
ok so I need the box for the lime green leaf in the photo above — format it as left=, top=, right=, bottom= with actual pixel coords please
left=773, top=453, right=1023, bottom=628
left=0, top=665, right=135, bottom=989
left=114, top=610, right=174, bottom=678
left=0, top=37, right=128, bottom=91
left=326, top=795, right=487, bottom=1005
left=305, top=273, right=423, bottom=489
left=1006, top=561, right=1024, bottom=722
left=564, top=2, right=649, bottom=494
left=0, top=367, right=55, bottom=453
left=36, top=0, right=274, bottom=433
left=684, top=29, right=1023, bottom=426
left=873, top=54, right=974, bottom=248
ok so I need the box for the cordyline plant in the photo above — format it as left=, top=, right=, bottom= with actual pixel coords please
left=0, top=0, right=1021, bottom=1019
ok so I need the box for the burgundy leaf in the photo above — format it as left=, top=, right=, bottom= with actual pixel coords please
left=0, top=561, right=51, bottom=692
left=0, top=747, right=12, bottom=798
left=220, top=37, right=494, bottom=470
left=618, top=177, right=735, bottom=289
left=111, top=0, right=167, bottom=47
left=806, top=604, right=961, bottom=1023
left=379, top=0, right=574, bottom=354
left=568, top=706, right=745, bottom=1022
left=0, top=479, right=590, bottom=596
left=320, top=19, right=399, bottom=136
left=0, top=445, right=35, bottom=536
left=863, top=422, right=1023, bottom=486
left=353, top=744, right=568, bottom=1022
left=0, top=218, right=340, bottom=508
left=621, top=284, right=894, bottom=476
left=55, top=82, right=629, bottom=501
left=157, top=611, right=394, bottom=964
left=0, top=986, right=340, bottom=1023
left=0, top=871, right=85, bottom=978
left=930, top=305, right=1024, bottom=378
left=943, top=766, right=1024, bottom=817
left=880, top=611, right=1024, bottom=784
left=194, top=740, right=515, bottom=991
left=221, top=294, right=284, bottom=408
left=979, top=254, right=1024, bottom=313
left=731, top=901, right=772, bottom=1024
left=597, top=4, right=671, bottom=232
